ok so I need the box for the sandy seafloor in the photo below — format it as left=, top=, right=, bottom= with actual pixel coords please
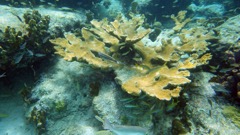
left=0, top=94, right=35, bottom=135
left=0, top=65, right=36, bottom=135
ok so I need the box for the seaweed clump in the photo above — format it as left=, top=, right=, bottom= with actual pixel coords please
left=0, top=10, right=52, bottom=71
left=28, top=107, right=47, bottom=134
left=50, top=12, right=214, bottom=101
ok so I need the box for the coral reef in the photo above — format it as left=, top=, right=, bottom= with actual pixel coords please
left=0, top=10, right=52, bottom=71
left=93, top=0, right=124, bottom=19
left=23, top=10, right=50, bottom=48
left=26, top=59, right=103, bottom=135
left=0, top=26, right=24, bottom=70
left=51, top=14, right=151, bottom=70
left=51, top=12, right=214, bottom=101
left=188, top=3, right=225, bottom=17
left=121, top=65, right=190, bottom=100
left=207, top=15, right=240, bottom=102
left=170, top=10, right=191, bottom=32
left=181, top=72, right=240, bottom=134
left=215, top=14, right=240, bottom=44
left=210, top=42, right=240, bottom=100
left=1, top=1, right=240, bottom=135
left=122, top=0, right=191, bottom=22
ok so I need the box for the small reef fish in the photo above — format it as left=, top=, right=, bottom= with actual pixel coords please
left=166, top=99, right=179, bottom=113
left=14, top=52, right=24, bottom=64
left=20, top=41, right=27, bottom=49
left=210, top=82, right=230, bottom=94
left=90, top=50, right=120, bottom=64
left=219, top=68, right=233, bottom=73
left=124, top=104, right=139, bottom=108
left=103, top=119, right=147, bottom=135
left=10, top=11, right=23, bottom=23
left=95, top=116, right=147, bottom=135
left=47, top=2, right=56, bottom=7
left=59, top=7, right=75, bottom=12
left=27, top=49, right=34, bottom=56
left=0, top=72, right=6, bottom=78
left=42, top=35, right=51, bottom=44
left=0, top=113, right=9, bottom=118
left=173, top=0, right=179, bottom=3
left=35, top=53, right=46, bottom=57
left=20, top=2, right=28, bottom=6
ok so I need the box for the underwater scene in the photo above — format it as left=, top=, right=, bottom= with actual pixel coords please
left=0, top=0, right=240, bottom=135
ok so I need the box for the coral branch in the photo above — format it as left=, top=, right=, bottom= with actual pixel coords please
left=50, top=12, right=214, bottom=100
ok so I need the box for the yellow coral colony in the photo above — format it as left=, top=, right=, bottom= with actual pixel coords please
left=50, top=12, right=213, bottom=101
left=50, top=29, right=114, bottom=69
left=122, top=65, right=191, bottom=100
left=171, top=10, right=191, bottom=32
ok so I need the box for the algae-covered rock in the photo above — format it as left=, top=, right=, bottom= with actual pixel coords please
left=188, top=3, right=225, bottom=17
left=26, top=59, right=102, bottom=135
left=183, top=72, right=240, bottom=134
left=92, top=83, right=154, bottom=135
left=172, top=119, right=189, bottom=135
left=208, top=14, right=240, bottom=102
left=54, top=100, right=66, bottom=111
left=222, top=106, right=240, bottom=128
left=215, top=14, right=240, bottom=45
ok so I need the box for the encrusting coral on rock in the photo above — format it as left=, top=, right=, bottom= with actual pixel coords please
left=50, top=12, right=215, bottom=101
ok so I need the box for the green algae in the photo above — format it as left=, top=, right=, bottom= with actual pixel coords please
left=222, top=106, right=240, bottom=128
left=55, top=100, right=66, bottom=111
